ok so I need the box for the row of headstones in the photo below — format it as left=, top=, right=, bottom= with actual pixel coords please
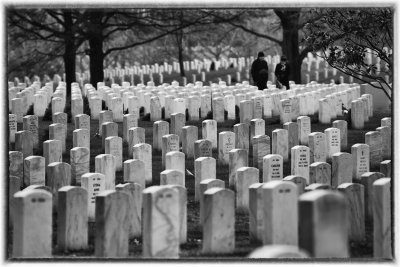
left=103, top=56, right=251, bottom=79
left=9, top=105, right=392, bottom=188
left=9, top=111, right=392, bottom=228
left=7, top=113, right=392, bottom=260
left=11, top=77, right=364, bottom=133
left=85, top=80, right=362, bottom=125
left=8, top=134, right=392, bottom=215
left=10, top=173, right=392, bottom=259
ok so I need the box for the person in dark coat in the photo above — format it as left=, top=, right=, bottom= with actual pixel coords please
left=251, top=51, right=269, bottom=90
left=275, top=55, right=290, bottom=89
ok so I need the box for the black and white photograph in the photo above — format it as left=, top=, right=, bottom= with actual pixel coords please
left=3, top=0, right=396, bottom=262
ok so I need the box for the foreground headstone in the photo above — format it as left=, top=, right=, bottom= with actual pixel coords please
left=218, top=131, right=235, bottom=165
left=240, top=100, right=253, bottom=124
left=99, top=110, right=113, bottom=136
left=202, top=188, right=235, bottom=254
left=358, top=172, right=385, bottom=220
left=351, top=143, right=370, bottom=179
left=74, top=114, right=90, bottom=131
left=72, top=129, right=90, bottom=149
left=9, top=151, right=23, bottom=180
left=228, top=149, right=248, bottom=188
left=133, top=143, right=152, bottom=184
left=57, top=186, right=88, bottom=251
left=23, top=156, right=45, bottom=187
left=250, top=119, right=265, bottom=141
left=164, top=185, right=187, bottom=244
left=9, top=176, right=21, bottom=225
left=212, top=97, right=225, bottom=122
left=182, top=125, right=198, bottom=159
left=194, top=139, right=212, bottom=159
left=161, top=134, right=179, bottom=168
left=272, top=129, right=288, bottom=162
left=308, top=132, right=327, bottom=163
left=123, top=159, right=145, bottom=189
left=283, top=176, right=307, bottom=195
left=12, top=189, right=52, bottom=258
left=47, top=162, right=71, bottom=206
left=309, top=162, right=331, bottom=185
left=9, top=114, right=17, bottom=144
left=115, top=183, right=142, bottom=238
left=81, top=173, right=105, bottom=221
left=52, top=112, right=68, bottom=135
left=299, top=190, right=349, bottom=258
left=95, top=190, right=130, bottom=258
left=248, top=245, right=309, bottom=258
left=95, top=154, right=116, bottom=190
left=70, top=147, right=90, bottom=186
left=262, top=181, right=298, bottom=246
left=101, top=122, right=118, bottom=150
left=284, top=122, right=299, bottom=154
left=351, top=100, right=364, bottom=129
left=153, top=120, right=169, bottom=151
left=381, top=117, right=391, bottom=128
left=105, top=136, right=123, bottom=171
left=166, top=151, right=185, bottom=178
left=280, top=99, right=292, bottom=124
left=142, top=186, right=180, bottom=258
left=290, top=146, right=310, bottom=183
left=252, top=135, right=271, bottom=171
left=297, top=116, right=311, bottom=146
left=376, top=126, right=391, bottom=160
left=324, top=128, right=341, bottom=160
left=202, top=119, right=217, bottom=149
left=373, top=178, right=392, bottom=259
left=332, top=152, right=352, bottom=188
left=234, top=123, right=250, bottom=151
left=49, top=123, right=67, bottom=153
left=194, top=157, right=216, bottom=202
left=123, top=114, right=138, bottom=143
left=249, top=183, right=264, bottom=243
left=23, top=115, right=39, bottom=149
left=337, top=183, right=365, bottom=242
left=262, top=154, right=283, bottom=182
left=15, top=130, right=33, bottom=159
left=11, top=98, right=24, bottom=123
left=304, top=183, right=332, bottom=192
left=199, top=179, right=225, bottom=225
left=128, top=127, right=145, bottom=156
left=235, top=167, right=259, bottom=212
left=170, top=112, right=186, bottom=141
left=160, top=170, right=185, bottom=186
left=380, top=160, right=391, bottom=178
left=332, top=120, right=348, bottom=150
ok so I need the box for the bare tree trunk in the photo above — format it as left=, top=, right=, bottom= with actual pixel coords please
left=88, top=11, right=105, bottom=85
left=63, top=10, right=76, bottom=110
left=275, top=9, right=302, bottom=84
left=89, top=36, right=104, bottom=85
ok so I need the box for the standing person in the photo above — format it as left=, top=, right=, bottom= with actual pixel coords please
left=251, top=51, right=269, bottom=90
left=275, top=55, right=290, bottom=90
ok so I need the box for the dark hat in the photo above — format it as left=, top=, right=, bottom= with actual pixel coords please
left=258, top=51, right=265, bottom=58
left=281, top=55, right=287, bottom=61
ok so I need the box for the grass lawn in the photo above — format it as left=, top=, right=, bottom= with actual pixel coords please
left=7, top=102, right=391, bottom=259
